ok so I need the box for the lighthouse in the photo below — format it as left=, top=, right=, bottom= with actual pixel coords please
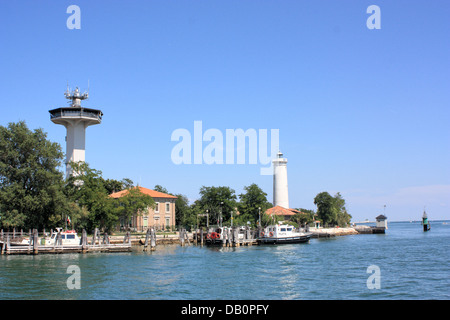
left=273, top=151, right=289, bottom=209
left=49, top=86, right=103, bottom=179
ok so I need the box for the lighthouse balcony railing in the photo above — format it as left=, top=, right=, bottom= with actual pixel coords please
left=50, top=110, right=102, bottom=121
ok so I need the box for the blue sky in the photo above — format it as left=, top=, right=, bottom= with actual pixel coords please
left=1, top=0, right=449, bottom=222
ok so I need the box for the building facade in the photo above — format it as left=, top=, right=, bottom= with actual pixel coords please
left=110, top=186, right=177, bottom=231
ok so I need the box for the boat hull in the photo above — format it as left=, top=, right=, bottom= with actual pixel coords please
left=257, top=234, right=311, bottom=245
left=205, top=239, right=224, bottom=246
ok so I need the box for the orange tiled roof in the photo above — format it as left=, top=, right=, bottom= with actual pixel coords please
left=265, top=206, right=305, bottom=216
left=109, top=186, right=177, bottom=199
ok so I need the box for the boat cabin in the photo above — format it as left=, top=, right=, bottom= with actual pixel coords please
left=263, top=224, right=296, bottom=238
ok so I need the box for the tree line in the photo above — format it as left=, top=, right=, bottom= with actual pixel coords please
left=0, top=121, right=351, bottom=232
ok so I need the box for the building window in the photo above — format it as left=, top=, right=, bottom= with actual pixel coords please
left=166, top=217, right=170, bottom=227
left=166, top=202, right=170, bottom=213
left=155, top=202, right=159, bottom=213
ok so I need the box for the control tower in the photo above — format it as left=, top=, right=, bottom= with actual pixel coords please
left=273, top=151, right=289, bottom=209
left=49, top=86, right=103, bottom=179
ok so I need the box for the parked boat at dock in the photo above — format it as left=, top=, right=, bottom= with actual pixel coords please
left=257, top=223, right=311, bottom=244
left=46, top=228, right=81, bottom=246
left=6, top=228, right=81, bottom=247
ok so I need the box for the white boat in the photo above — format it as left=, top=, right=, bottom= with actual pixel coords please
left=206, top=226, right=246, bottom=245
left=45, top=228, right=81, bottom=246
left=4, top=228, right=81, bottom=247
left=257, top=223, right=311, bottom=244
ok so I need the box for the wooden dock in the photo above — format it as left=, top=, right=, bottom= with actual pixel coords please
left=0, top=228, right=132, bottom=255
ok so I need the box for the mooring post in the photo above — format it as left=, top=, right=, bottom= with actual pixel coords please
left=92, top=229, right=97, bottom=246
left=230, top=228, right=236, bottom=247
left=28, top=229, right=32, bottom=253
left=200, top=229, right=204, bottom=246
left=185, top=229, right=190, bottom=245
left=124, top=231, right=131, bottom=246
left=82, top=229, right=87, bottom=252
left=103, top=232, right=109, bottom=245
left=179, top=229, right=184, bottom=247
left=33, top=229, right=39, bottom=255
left=143, top=228, right=150, bottom=251
left=222, top=230, right=226, bottom=247
left=97, top=229, right=101, bottom=246
left=58, top=231, right=63, bottom=246
left=6, top=234, right=10, bottom=254
left=150, top=228, right=156, bottom=251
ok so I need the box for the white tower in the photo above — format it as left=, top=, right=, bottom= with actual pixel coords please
left=49, top=86, right=103, bottom=179
left=273, top=151, right=289, bottom=209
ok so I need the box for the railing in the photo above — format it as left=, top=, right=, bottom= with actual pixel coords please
left=50, top=110, right=102, bottom=121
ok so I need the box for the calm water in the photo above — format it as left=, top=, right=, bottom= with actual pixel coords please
left=1, top=221, right=449, bottom=300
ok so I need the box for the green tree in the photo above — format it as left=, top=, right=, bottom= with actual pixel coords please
left=314, top=191, right=336, bottom=226
left=237, top=183, right=272, bottom=227
left=102, top=178, right=134, bottom=194
left=196, top=186, right=237, bottom=225
left=313, top=191, right=351, bottom=227
left=292, top=208, right=315, bottom=226
left=189, top=201, right=208, bottom=229
left=333, top=192, right=352, bottom=226
left=174, top=194, right=192, bottom=228
left=0, top=121, right=69, bottom=229
left=64, top=161, right=116, bottom=232
left=154, top=185, right=170, bottom=194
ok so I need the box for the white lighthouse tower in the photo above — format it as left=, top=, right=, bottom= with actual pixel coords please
left=49, top=86, right=103, bottom=179
left=273, top=151, right=289, bottom=209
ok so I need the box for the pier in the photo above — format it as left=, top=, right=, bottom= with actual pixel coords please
left=1, top=223, right=388, bottom=256
left=0, top=228, right=131, bottom=255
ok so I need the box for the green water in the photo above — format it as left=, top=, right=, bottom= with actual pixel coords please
left=1, top=221, right=449, bottom=300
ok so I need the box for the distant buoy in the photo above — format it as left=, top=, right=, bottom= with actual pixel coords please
left=422, top=210, right=430, bottom=232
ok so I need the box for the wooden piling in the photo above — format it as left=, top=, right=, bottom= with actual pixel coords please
left=6, top=234, right=10, bottom=254
left=185, top=230, right=190, bottom=245
left=103, top=233, right=110, bottom=245
left=180, top=229, right=185, bottom=247
left=150, top=228, right=156, bottom=251
left=233, top=228, right=240, bottom=247
left=28, top=230, right=32, bottom=254
left=33, top=229, right=39, bottom=255
left=82, top=229, right=88, bottom=253
left=143, top=228, right=150, bottom=251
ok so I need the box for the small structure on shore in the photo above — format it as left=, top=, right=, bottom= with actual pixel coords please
left=376, top=215, right=388, bottom=229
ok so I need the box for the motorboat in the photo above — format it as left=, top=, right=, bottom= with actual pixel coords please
left=5, top=228, right=81, bottom=246
left=257, top=223, right=311, bottom=244
left=205, top=226, right=247, bottom=245
left=206, top=226, right=228, bottom=245
left=45, top=228, right=81, bottom=246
